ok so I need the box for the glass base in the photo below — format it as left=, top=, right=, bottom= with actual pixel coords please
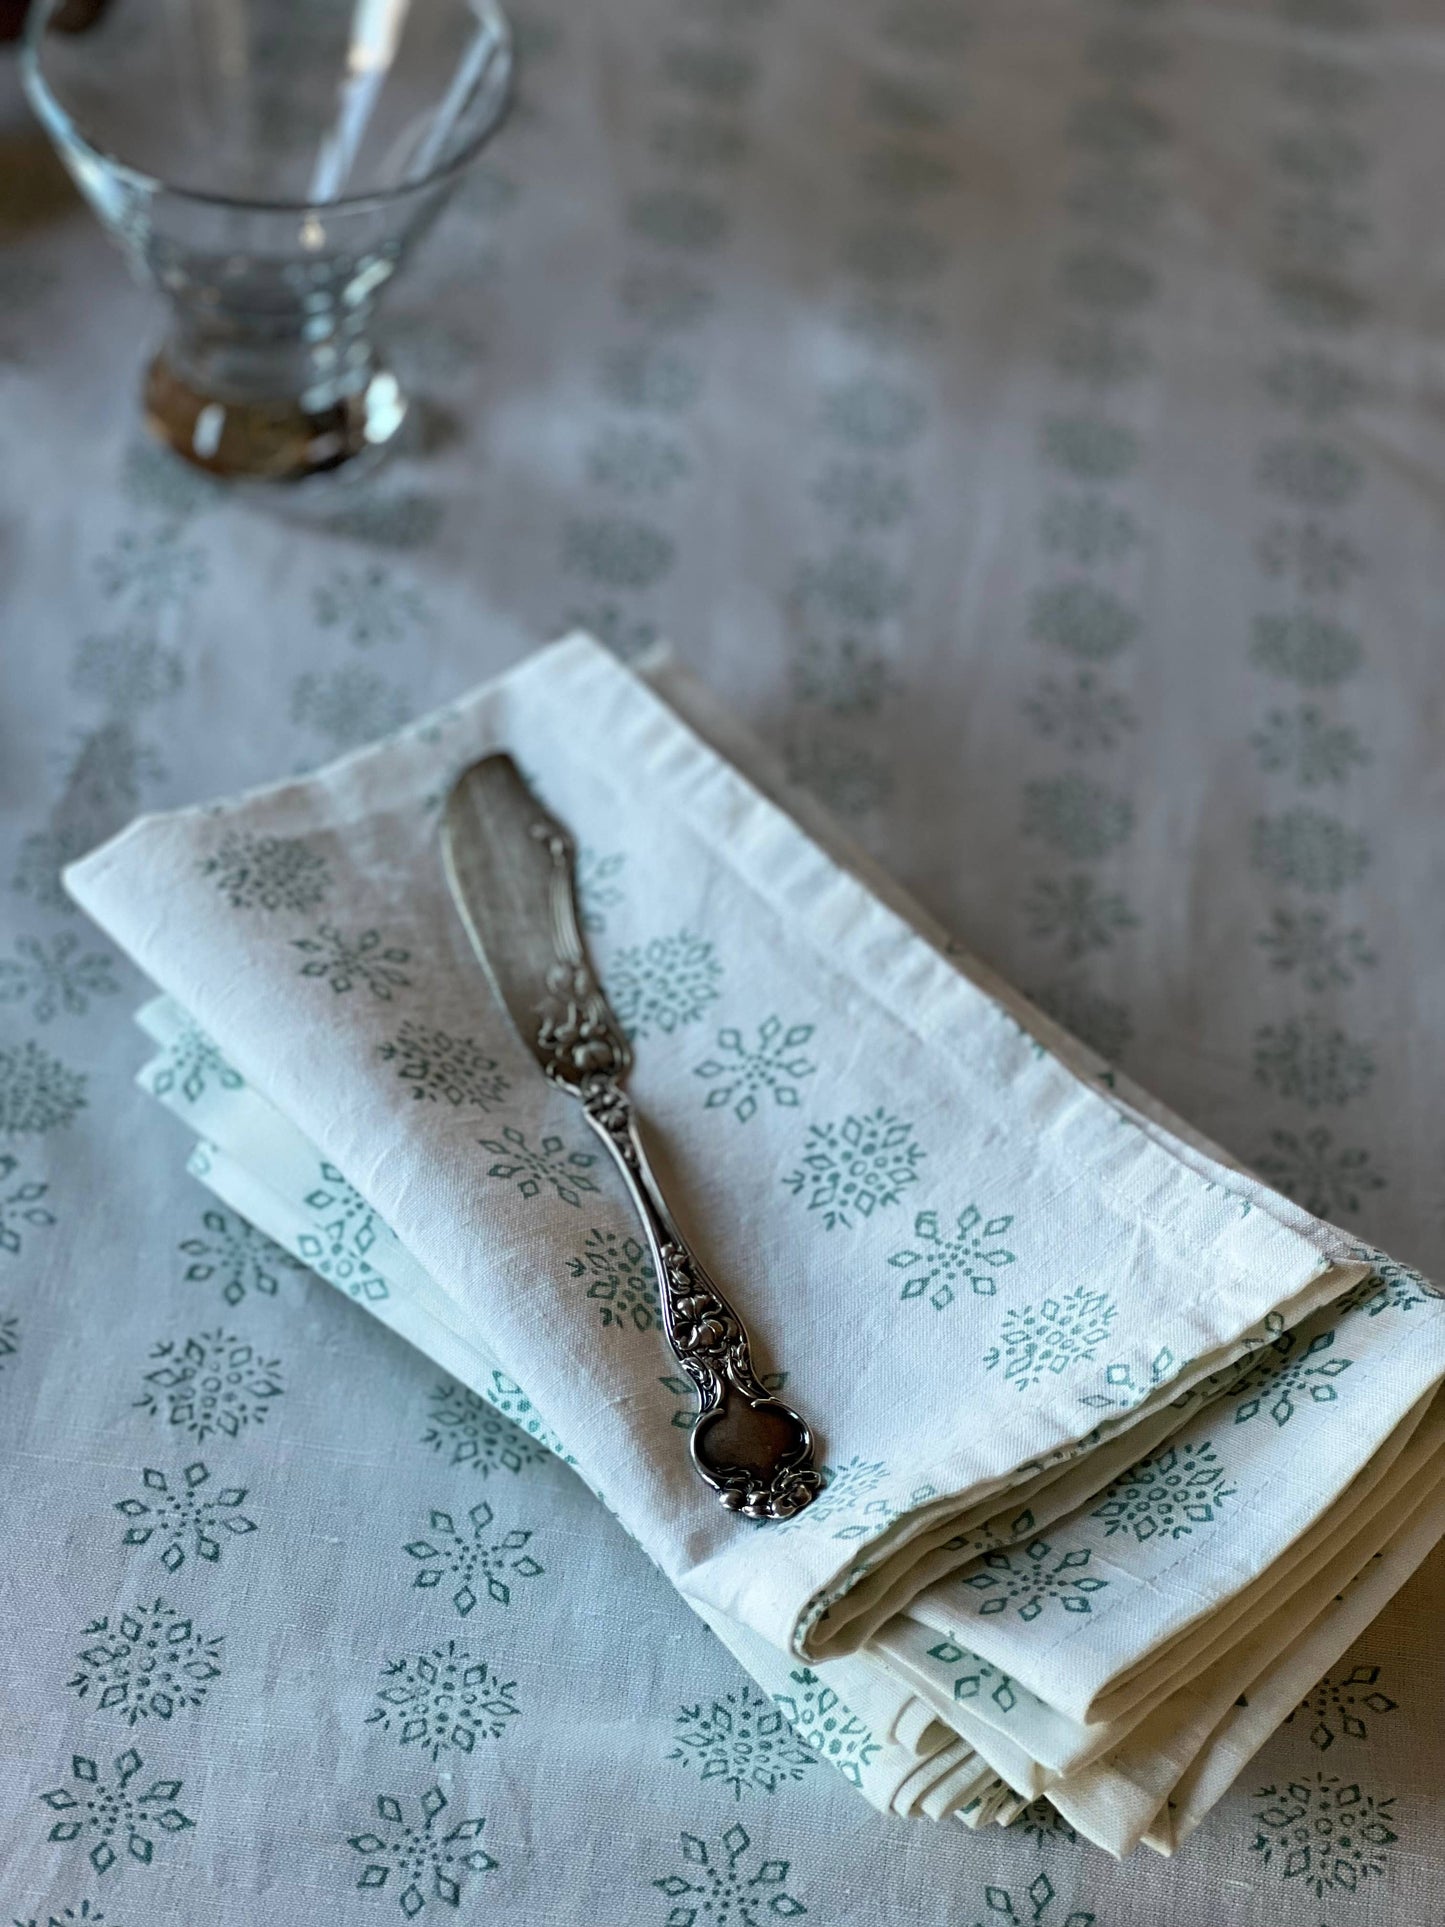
left=143, top=350, right=409, bottom=481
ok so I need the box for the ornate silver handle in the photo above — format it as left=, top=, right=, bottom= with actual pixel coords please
left=578, top=1074, right=819, bottom=1521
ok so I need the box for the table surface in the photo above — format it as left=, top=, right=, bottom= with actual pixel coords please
left=3, top=1, right=1444, bottom=1921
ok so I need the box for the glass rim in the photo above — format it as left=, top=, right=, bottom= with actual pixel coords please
left=20, top=0, right=514, bottom=219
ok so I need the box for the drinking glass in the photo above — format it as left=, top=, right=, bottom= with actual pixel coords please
left=23, top=0, right=513, bottom=479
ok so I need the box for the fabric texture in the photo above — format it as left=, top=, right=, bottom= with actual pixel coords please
left=4, top=0, right=1445, bottom=1917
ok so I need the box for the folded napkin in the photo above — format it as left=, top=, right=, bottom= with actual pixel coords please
left=66, top=634, right=1445, bottom=1856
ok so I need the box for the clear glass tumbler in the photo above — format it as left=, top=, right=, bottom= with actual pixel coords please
left=23, top=0, right=512, bottom=479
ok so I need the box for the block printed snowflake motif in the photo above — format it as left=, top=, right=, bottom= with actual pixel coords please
left=347, top=1785, right=497, bottom=1916
left=486, top=1370, right=573, bottom=1462
left=1252, top=1013, right=1376, bottom=1107
left=0, top=1309, right=18, bottom=1365
left=1230, top=1328, right=1351, bottom=1426
left=367, top=1641, right=520, bottom=1761
left=576, top=846, right=626, bottom=933
left=1022, top=671, right=1138, bottom=753
left=693, top=1018, right=817, bottom=1123
left=1251, top=1772, right=1397, bottom=1898
left=1089, top=1439, right=1237, bottom=1542
left=312, top=563, right=430, bottom=647
left=290, top=666, right=413, bottom=751
left=298, top=1163, right=390, bottom=1300
left=377, top=1020, right=509, bottom=1110
left=0, top=1038, right=87, bottom=1135
left=71, top=627, right=185, bottom=714
left=148, top=1023, right=243, bottom=1110
left=292, top=925, right=412, bottom=999
left=1256, top=909, right=1376, bottom=991
left=40, top=1749, right=196, bottom=1874
left=667, top=1685, right=817, bottom=1799
left=652, top=1825, right=807, bottom=1925
left=68, top=1599, right=223, bottom=1724
left=480, top=1125, right=600, bottom=1207
left=775, top=1457, right=910, bottom=1542
left=984, top=1286, right=1118, bottom=1391
left=0, top=1152, right=55, bottom=1256
left=783, top=1109, right=924, bottom=1231
left=421, top=1381, right=551, bottom=1475
left=13, top=1902, right=109, bottom=1926
left=973, top=1875, right=1094, bottom=1926
left=923, top=1640, right=1021, bottom=1718
left=1344, top=1245, right=1440, bottom=1317
left=960, top=1541, right=1108, bottom=1621
left=404, top=1500, right=543, bottom=1614
left=115, top=1462, right=258, bottom=1571
left=1024, top=875, right=1137, bottom=961
left=888, top=1206, right=1016, bottom=1310
left=568, top=1226, right=657, bottom=1332
left=179, top=1208, right=305, bottom=1306
left=0, top=934, right=119, bottom=1022
left=660, top=1371, right=788, bottom=1431
left=771, top=1671, right=880, bottom=1789
left=198, top=831, right=332, bottom=913
left=134, top=1330, right=284, bottom=1441
left=609, top=929, right=723, bottom=1039
left=1011, top=1802, right=1079, bottom=1848
left=1253, top=1127, right=1385, bottom=1217
left=1289, top=1664, right=1397, bottom=1750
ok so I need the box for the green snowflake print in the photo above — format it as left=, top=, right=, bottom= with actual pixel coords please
left=1257, top=437, right=1363, bottom=508
left=811, top=460, right=913, bottom=534
left=1022, top=774, right=1133, bottom=860
left=562, top=601, right=661, bottom=662
left=781, top=728, right=893, bottom=820
left=1012, top=1802, right=1078, bottom=1848
left=1250, top=809, right=1370, bottom=892
left=0, top=1038, right=86, bottom=1135
left=1089, top=1439, right=1236, bottom=1541
left=115, top=1461, right=258, bottom=1571
left=1077, top=1348, right=1177, bottom=1412
left=784, top=1109, right=924, bottom=1230
left=1275, top=198, right=1372, bottom=265
left=1255, top=1126, right=1385, bottom=1217
left=367, top=1642, right=520, bottom=1761
left=293, top=925, right=413, bottom=999
left=71, top=628, right=184, bottom=715
left=1040, top=494, right=1141, bottom=566
left=1023, top=671, right=1137, bottom=753
left=299, top=1163, right=390, bottom=1300
left=480, top=1125, right=599, bottom=1207
left=960, top=1541, right=1108, bottom=1621
left=0, top=1153, right=54, bottom=1256
left=1040, top=416, right=1138, bottom=481
left=1269, top=269, right=1368, bottom=336
left=1290, top=1665, right=1397, bottom=1750
left=772, top=1670, right=881, bottom=1789
left=599, top=344, right=703, bottom=414
left=776, top=1457, right=905, bottom=1541
left=404, top=1501, right=543, bottom=1614
left=134, top=1330, right=284, bottom=1441
left=651, top=117, right=747, bottom=171
left=1024, top=875, right=1136, bottom=961
left=820, top=374, right=926, bottom=451
left=1344, top=1244, right=1438, bottom=1317
left=290, top=666, right=413, bottom=751
left=587, top=425, right=691, bottom=494
left=347, top=1785, right=497, bottom=1916
left=563, top=514, right=676, bottom=589
left=0, top=1309, right=18, bottom=1366
left=59, top=721, right=162, bottom=820
left=1262, top=347, right=1364, bottom=421
left=1273, top=125, right=1368, bottom=189
left=12, top=825, right=91, bottom=916
left=984, top=1286, right=1118, bottom=1391
left=668, top=1685, right=816, bottom=1799
left=1252, top=1014, right=1375, bottom=1108
left=794, top=549, right=909, bottom=626
left=788, top=637, right=899, bottom=718
left=40, top=1750, right=195, bottom=1876
left=628, top=185, right=729, bottom=252
left=661, top=1370, right=788, bottom=1432
left=198, top=830, right=332, bottom=914
left=1029, top=582, right=1138, bottom=662
left=888, top=1206, right=1016, bottom=1310
left=694, top=1019, right=816, bottom=1123
left=179, top=1208, right=305, bottom=1306
left=576, top=846, right=625, bottom=934
left=1057, top=248, right=1157, bottom=314
left=312, top=563, right=430, bottom=647
left=1251, top=707, right=1368, bottom=787
left=310, top=487, right=445, bottom=552
left=486, top=1370, right=574, bottom=1461
left=972, top=1875, right=1093, bottom=1926
left=652, top=1825, right=806, bottom=1925
left=619, top=261, right=716, bottom=332
left=610, top=930, right=722, bottom=1039
left=922, top=1639, right=1021, bottom=1716
left=67, top=1600, right=222, bottom=1724
left=13, top=1901, right=109, bottom=1926
left=1256, top=909, right=1376, bottom=990
left=660, top=41, right=755, bottom=103
left=1257, top=520, right=1367, bottom=595
left=377, top=1021, right=508, bottom=1110
left=0, top=934, right=118, bottom=1022
left=1251, top=1773, right=1396, bottom=1899
left=1052, top=321, right=1150, bottom=391
left=1230, top=1328, right=1351, bottom=1426
left=150, top=1022, right=242, bottom=1105
left=421, top=1381, right=551, bottom=1475
left=94, top=527, right=208, bottom=613
left=1250, top=614, right=1363, bottom=688
left=568, top=1226, right=657, bottom=1332
left=1030, top=978, right=1133, bottom=1061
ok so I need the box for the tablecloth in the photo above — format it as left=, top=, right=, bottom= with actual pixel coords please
left=2, top=0, right=1443, bottom=1920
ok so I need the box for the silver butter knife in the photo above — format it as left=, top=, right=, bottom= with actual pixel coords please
left=441, top=754, right=820, bottom=1522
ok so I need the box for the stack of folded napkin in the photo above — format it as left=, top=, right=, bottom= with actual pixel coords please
left=66, top=635, right=1445, bottom=1858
